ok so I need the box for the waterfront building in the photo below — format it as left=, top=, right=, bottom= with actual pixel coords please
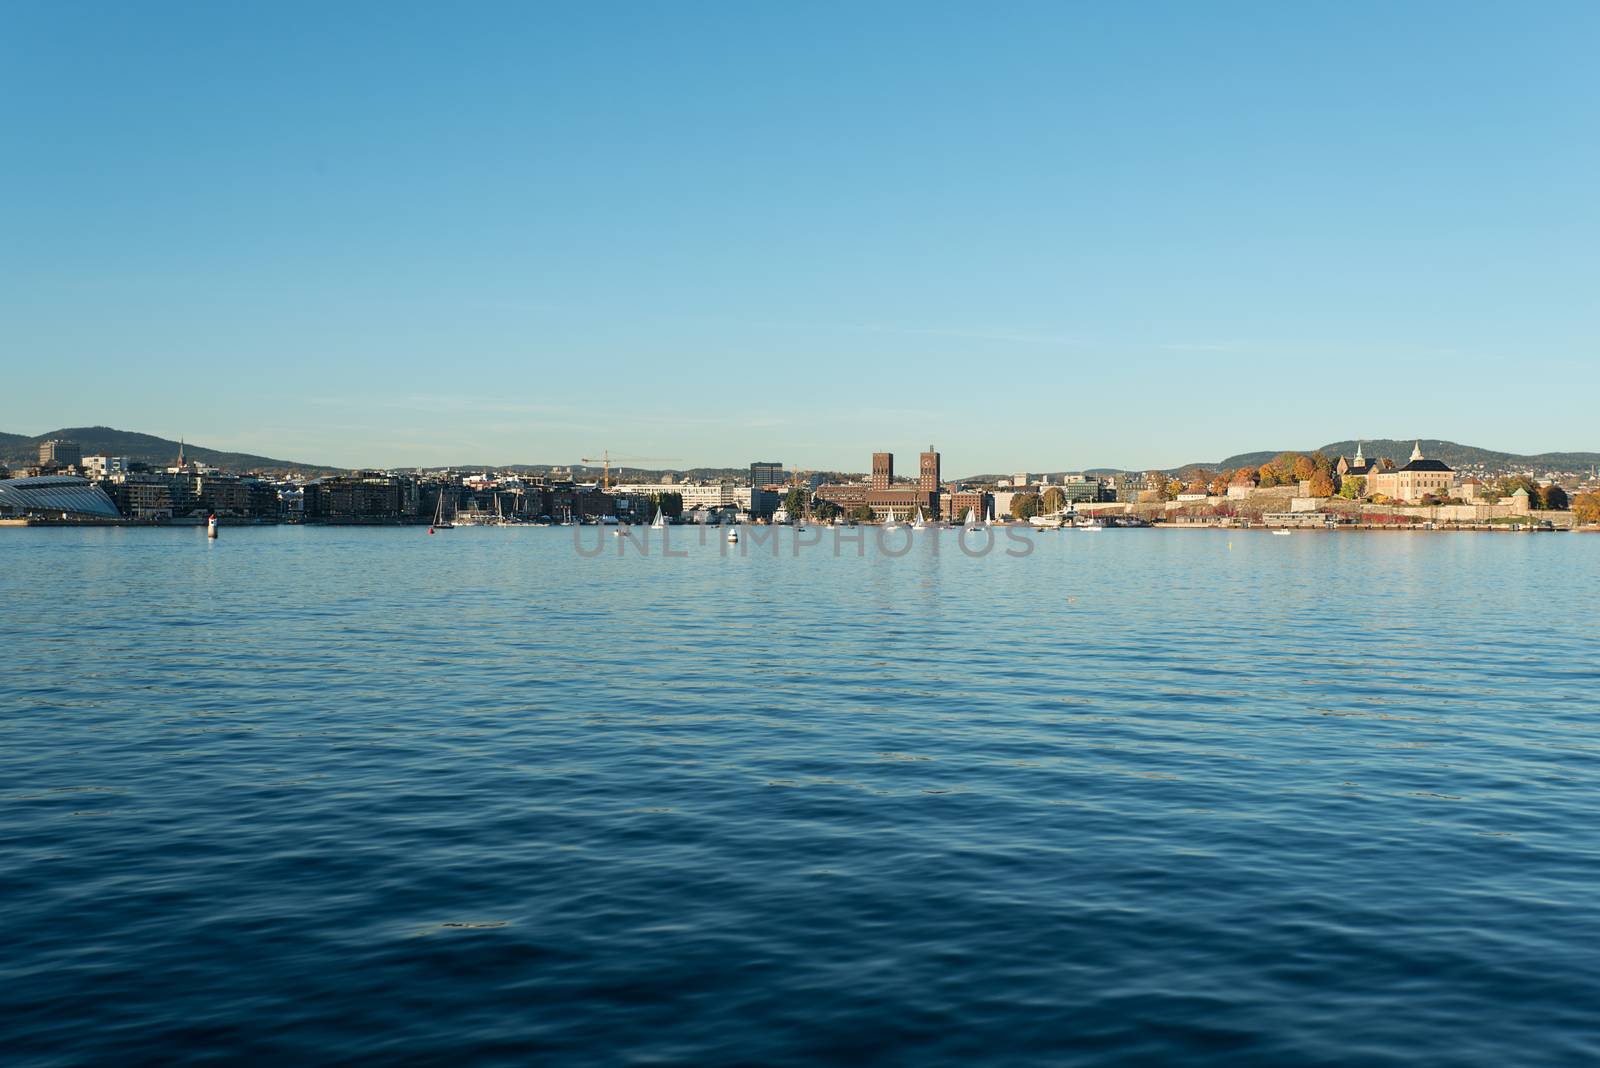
left=0, top=475, right=121, bottom=520
left=817, top=446, right=943, bottom=520
left=941, top=488, right=989, bottom=523
left=107, top=475, right=174, bottom=520
left=611, top=481, right=742, bottom=511
left=81, top=455, right=129, bottom=480
left=303, top=472, right=417, bottom=522
left=1061, top=476, right=1109, bottom=504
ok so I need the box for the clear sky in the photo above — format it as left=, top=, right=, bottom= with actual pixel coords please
left=3, top=1, right=1596, bottom=473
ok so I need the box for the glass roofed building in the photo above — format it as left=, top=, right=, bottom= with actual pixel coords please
left=0, top=476, right=122, bottom=520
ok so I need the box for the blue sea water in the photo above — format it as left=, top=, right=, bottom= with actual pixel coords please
left=2, top=525, right=1598, bottom=1066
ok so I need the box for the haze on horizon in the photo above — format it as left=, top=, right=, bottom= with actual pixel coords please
left=3, top=1, right=1596, bottom=473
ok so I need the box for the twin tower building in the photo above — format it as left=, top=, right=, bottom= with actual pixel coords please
left=819, top=446, right=987, bottom=522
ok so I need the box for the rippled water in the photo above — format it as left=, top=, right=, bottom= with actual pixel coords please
left=3, top=526, right=1597, bottom=1066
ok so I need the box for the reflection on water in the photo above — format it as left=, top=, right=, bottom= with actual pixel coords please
left=2, top=527, right=1597, bottom=1065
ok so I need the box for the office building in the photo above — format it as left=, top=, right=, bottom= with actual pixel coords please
left=38, top=440, right=82, bottom=470
left=750, top=461, right=784, bottom=490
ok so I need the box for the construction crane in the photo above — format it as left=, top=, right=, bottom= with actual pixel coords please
left=579, top=451, right=679, bottom=491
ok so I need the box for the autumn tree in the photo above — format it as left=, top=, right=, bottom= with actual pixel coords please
left=1208, top=474, right=1229, bottom=496
left=1257, top=464, right=1279, bottom=487
left=1491, top=474, right=1539, bottom=500
left=1292, top=455, right=1316, bottom=482
left=1041, top=487, right=1065, bottom=513
left=1010, top=493, right=1041, bottom=520
left=1231, top=466, right=1257, bottom=486
left=1309, top=471, right=1335, bottom=497
left=1573, top=491, right=1600, bottom=525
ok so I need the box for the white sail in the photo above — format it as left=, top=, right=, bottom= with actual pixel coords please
left=650, top=508, right=665, bottom=529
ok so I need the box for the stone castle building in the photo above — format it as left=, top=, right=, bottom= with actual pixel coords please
left=1340, top=442, right=1455, bottom=503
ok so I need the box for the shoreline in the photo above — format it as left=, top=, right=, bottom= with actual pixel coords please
left=3, top=518, right=1591, bottom=533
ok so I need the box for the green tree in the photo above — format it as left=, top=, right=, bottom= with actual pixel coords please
left=848, top=504, right=875, bottom=523
left=1338, top=475, right=1366, bottom=500
left=1540, top=485, right=1569, bottom=510
left=649, top=491, right=684, bottom=518
left=1011, top=493, right=1041, bottom=520
left=1041, top=487, right=1065, bottom=513
left=812, top=499, right=840, bottom=521
left=782, top=486, right=809, bottom=519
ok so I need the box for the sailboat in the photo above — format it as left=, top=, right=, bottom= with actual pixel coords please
left=965, top=505, right=984, bottom=531
left=431, top=490, right=453, bottom=531
left=650, top=508, right=666, bottom=530
left=882, top=508, right=901, bottom=530
left=911, top=507, right=927, bottom=530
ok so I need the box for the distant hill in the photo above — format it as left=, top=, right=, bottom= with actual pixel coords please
left=0, top=426, right=340, bottom=475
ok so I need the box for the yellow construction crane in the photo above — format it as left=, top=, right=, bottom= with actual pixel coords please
left=580, top=451, right=679, bottom=490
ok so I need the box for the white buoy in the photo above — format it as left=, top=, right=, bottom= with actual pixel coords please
left=207, top=513, right=218, bottom=539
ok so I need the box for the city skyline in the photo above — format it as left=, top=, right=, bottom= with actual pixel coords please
left=5, top=3, right=1598, bottom=470
left=5, top=423, right=1600, bottom=479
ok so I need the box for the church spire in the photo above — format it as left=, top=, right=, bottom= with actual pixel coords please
left=1354, top=441, right=1364, bottom=463
left=1410, top=441, right=1424, bottom=462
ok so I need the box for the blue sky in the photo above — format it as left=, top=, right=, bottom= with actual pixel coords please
left=3, top=1, right=1596, bottom=473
